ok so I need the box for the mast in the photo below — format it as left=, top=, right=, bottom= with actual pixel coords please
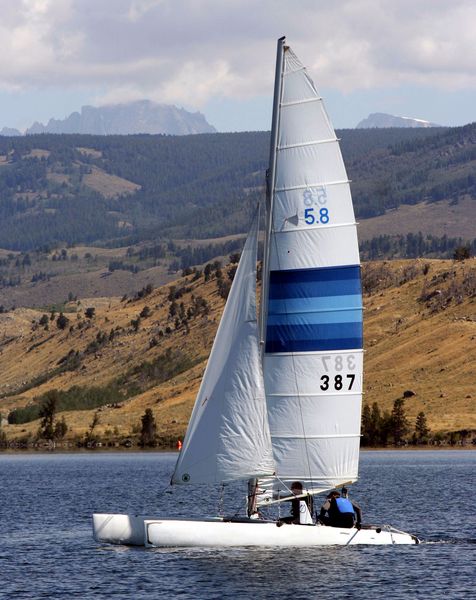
left=259, top=36, right=286, bottom=356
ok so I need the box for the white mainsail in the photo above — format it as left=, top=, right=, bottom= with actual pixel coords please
left=172, top=213, right=275, bottom=485
left=259, top=40, right=363, bottom=501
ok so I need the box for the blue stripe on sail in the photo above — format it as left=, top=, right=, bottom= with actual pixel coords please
left=265, top=265, right=362, bottom=353
left=267, top=309, right=362, bottom=326
left=266, top=324, right=363, bottom=353
left=268, top=294, right=362, bottom=315
left=268, top=265, right=361, bottom=299
left=267, top=337, right=362, bottom=352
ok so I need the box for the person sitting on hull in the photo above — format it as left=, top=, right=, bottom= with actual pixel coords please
left=318, top=488, right=362, bottom=529
left=279, top=481, right=314, bottom=525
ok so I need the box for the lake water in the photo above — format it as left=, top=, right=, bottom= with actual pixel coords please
left=0, top=450, right=474, bottom=599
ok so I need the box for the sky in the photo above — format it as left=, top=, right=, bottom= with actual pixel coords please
left=0, top=0, right=475, bottom=133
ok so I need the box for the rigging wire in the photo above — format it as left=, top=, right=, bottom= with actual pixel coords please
left=217, top=483, right=225, bottom=517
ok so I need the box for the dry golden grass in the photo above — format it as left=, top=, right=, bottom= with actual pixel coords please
left=46, top=172, right=70, bottom=186
left=25, top=149, right=51, bottom=159
left=1, top=259, right=475, bottom=443
left=363, top=259, right=476, bottom=431
left=359, top=197, right=476, bottom=240
left=0, top=271, right=221, bottom=441
left=82, top=166, right=141, bottom=198
left=76, top=147, right=103, bottom=159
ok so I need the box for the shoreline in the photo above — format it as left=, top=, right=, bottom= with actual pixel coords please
left=0, top=444, right=474, bottom=456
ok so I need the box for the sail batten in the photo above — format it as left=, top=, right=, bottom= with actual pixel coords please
left=275, top=180, right=350, bottom=192
left=272, top=434, right=361, bottom=440
left=281, top=97, right=322, bottom=107
left=273, top=222, right=357, bottom=233
left=278, top=138, right=338, bottom=150
left=283, top=66, right=306, bottom=76
left=268, top=391, right=362, bottom=397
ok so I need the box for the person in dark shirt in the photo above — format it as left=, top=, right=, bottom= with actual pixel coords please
left=280, top=481, right=314, bottom=524
left=319, top=488, right=362, bottom=528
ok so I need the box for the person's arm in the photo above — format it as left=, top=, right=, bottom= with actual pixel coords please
left=352, top=501, right=362, bottom=524
left=318, top=500, right=330, bottom=522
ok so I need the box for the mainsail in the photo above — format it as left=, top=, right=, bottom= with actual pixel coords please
left=172, top=213, right=275, bottom=485
left=172, top=38, right=362, bottom=501
left=259, top=38, right=363, bottom=501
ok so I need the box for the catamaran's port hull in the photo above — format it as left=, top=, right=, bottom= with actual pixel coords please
left=92, top=513, right=419, bottom=546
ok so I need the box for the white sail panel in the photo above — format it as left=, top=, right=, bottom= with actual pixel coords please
left=266, top=394, right=362, bottom=436
left=279, top=102, right=335, bottom=148
left=282, top=67, right=317, bottom=95
left=269, top=226, right=360, bottom=270
left=275, top=142, right=347, bottom=191
left=264, top=352, right=363, bottom=395
left=273, top=184, right=356, bottom=234
left=172, top=215, right=275, bottom=485
left=268, top=437, right=360, bottom=489
left=260, top=43, right=363, bottom=502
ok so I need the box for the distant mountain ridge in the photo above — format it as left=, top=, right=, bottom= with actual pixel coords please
left=0, top=127, right=22, bottom=137
left=357, top=112, right=441, bottom=129
left=2, top=100, right=216, bottom=136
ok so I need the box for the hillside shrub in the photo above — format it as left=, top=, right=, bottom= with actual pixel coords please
left=125, top=348, right=198, bottom=385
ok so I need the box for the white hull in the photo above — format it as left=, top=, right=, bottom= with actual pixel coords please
left=92, top=513, right=419, bottom=547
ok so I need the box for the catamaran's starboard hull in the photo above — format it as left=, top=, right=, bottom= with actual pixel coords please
left=92, top=514, right=419, bottom=547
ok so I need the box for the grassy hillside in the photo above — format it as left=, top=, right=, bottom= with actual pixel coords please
left=0, top=235, right=246, bottom=309
left=0, top=258, right=474, bottom=448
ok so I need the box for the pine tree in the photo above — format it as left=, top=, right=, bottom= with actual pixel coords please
left=369, top=402, right=382, bottom=446
left=391, top=398, right=410, bottom=446
left=453, top=245, right=471, bottom=261
left=415, top=411, right=430, bottom=443
left=361, top=402, right=385, bottom=446
left=54, top=416, right=68, bottom=439
left=56, top=312, right=69, bottom=330
left=378, top=410, right=393, bottom=447
left=85, top=411, right=100, bottom=444
left=361, top=404, right=372, bottom=446
left=85, top=307, right=95, bottom=319
left=38, top=391, right=59, bottom=440
left=140, top=409, right=157, bottom=446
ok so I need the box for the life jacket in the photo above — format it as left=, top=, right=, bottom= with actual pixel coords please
left=335, top=497, right=355, bottom=515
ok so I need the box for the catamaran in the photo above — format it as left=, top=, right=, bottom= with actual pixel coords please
left=93, top=37, right=419, bottom=547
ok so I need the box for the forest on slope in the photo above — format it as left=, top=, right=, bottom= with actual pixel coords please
left=0, top=124, right=475, bottom=252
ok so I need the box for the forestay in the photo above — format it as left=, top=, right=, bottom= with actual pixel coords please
left=172, top=213, right=275, bottom=485
left=259, top=41, right=363, bottom=502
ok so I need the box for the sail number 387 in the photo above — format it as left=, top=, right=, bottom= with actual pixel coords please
left=320, top=374, right=355, bottom=391
left=320, top=354, right=357, bottom=391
